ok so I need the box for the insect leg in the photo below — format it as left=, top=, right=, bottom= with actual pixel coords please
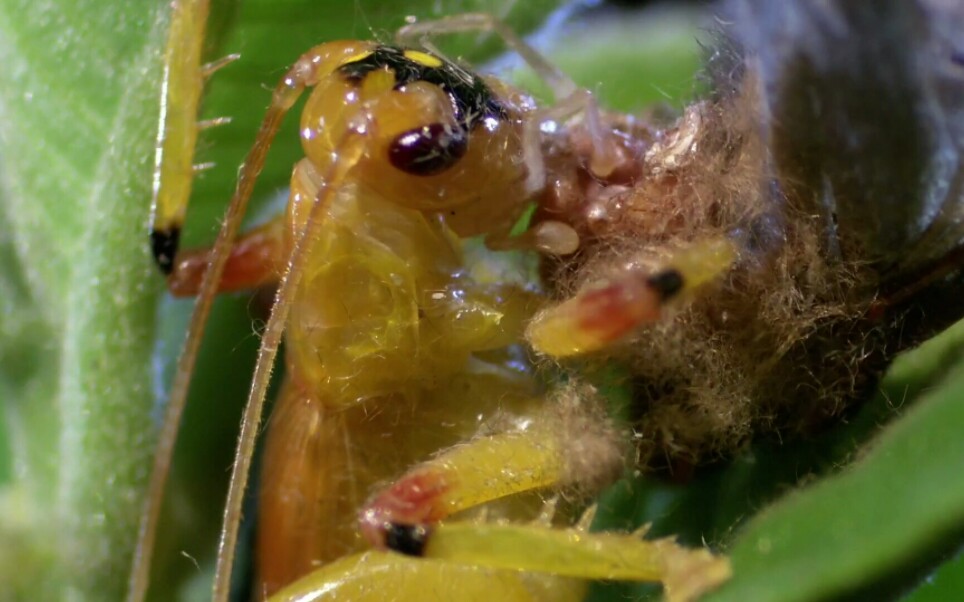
left=358, top=384, right=623, bottom=545
left=268, top=551, right=561, bottom=602
left=149, top=0, right=239, bottom=274
left=166, top=216, right=285, bottom=297
left=268, top=531, right=727, bottom=602
left=419, top=521, right=730, bottom=600
left=359, top=426, right=574, bottom=544
left=526, top=237, right=739, bottom=357
left=396, top=13, right=577, bottom=98
left=129, top=44, right=330, bottom=602
left=356, top=413, right=728, bottom=598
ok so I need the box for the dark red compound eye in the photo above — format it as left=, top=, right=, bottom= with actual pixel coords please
left=389, top=123, right=468, bottom=176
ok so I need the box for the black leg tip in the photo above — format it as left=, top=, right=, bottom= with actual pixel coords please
left=150, top=227, right=181, bottom=275
left=384, top=523, right=431, bottom=557
left=647, top=268, right=684, bottom=301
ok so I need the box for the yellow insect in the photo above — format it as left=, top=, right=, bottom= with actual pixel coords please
left=130, top=2, right=731, bottom=602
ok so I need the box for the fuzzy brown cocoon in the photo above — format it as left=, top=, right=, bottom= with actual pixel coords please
left=548, top=382, right=626, bottom=495
left=537, top=71, right=900, bottom=469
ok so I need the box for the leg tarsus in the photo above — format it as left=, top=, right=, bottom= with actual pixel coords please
left=526, top=237, right=738, bottom=357
left=422, top=522, right=731, bottom=600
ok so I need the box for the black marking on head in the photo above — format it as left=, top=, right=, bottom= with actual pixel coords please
left=151, top=227, right=180, bottom=275
left=647, top=269, right=684, bottom=301
left=389, top=122, right=468, bottom=175
left=336, top=45, right=508, bottom=131
left=384, top=523, right=431, bottom=557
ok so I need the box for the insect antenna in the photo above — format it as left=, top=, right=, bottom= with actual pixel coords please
left=128, top=61, right=307, bottom=602
left=212, top=124, right=369, bottom=602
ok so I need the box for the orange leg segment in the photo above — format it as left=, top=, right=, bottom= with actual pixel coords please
left=166, top=217, right=285, bottom=297
left=527, top=237, right=739, bottom=357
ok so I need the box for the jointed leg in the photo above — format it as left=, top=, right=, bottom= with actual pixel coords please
left=353, top=398, right=728, bottom=600
left=166, top=216, right=285, bottom=297
left=422, top=521, right=730, bottom=600
left=269, top=530, right=726, bottom=602
left=149, top=0, right=238, bottom=274
left=268, top=551, right=583, bottom=602
left=396, top=13, right=577, bottom=99
left=358, top=423, right=575, bottom=547
left=527, top=237, right=739, bottom=357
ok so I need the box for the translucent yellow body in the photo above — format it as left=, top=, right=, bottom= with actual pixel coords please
left=282, top=161, right=535, bottom=405
left=259, top=157, right=543, bottom=591
left=248, top=39, right=557, bottom=593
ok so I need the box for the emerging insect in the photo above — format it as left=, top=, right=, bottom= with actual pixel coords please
left=130, top=3, right=730, bottom=602
left=130, top=0, right=964, bottom=600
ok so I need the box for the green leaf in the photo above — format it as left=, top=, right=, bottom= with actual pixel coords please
left=0, top=2, right=166, bottom=599
left=703, top=320, right=964, bottom=602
